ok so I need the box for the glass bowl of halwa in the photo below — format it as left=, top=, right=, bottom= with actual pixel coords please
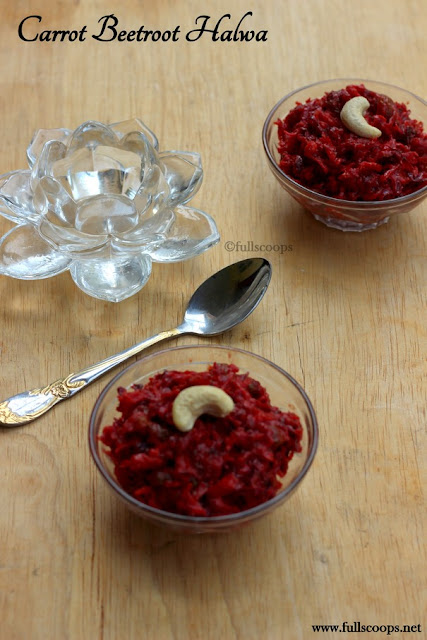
left=263, top=79, right=427, bottom=231
left=89, top=345, right=318, bottom=533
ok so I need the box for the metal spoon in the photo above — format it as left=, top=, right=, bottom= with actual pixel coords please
left=0, top=258, right=272, bottom=427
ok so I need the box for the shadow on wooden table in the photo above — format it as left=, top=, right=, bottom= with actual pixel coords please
left=272, top=199, right=424, bottom=279
left=98, top=494, right=307, bottom=602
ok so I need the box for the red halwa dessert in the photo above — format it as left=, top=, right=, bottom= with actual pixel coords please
left=276, top=84, right=427, bottom=201
left=100, top=363, right=303, bottom=517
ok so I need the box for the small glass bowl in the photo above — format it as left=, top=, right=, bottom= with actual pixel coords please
left=262, top=79, right=427, bottom=231
left=89, top=344, right=318, bottom=534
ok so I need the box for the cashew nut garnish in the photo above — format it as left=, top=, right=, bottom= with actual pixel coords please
left=340, top=96, right=382, bottom=139
left=172, top=385, right=234, bottom=432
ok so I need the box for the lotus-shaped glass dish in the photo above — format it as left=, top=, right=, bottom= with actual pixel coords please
left=0, top=119, right=219, bottom=301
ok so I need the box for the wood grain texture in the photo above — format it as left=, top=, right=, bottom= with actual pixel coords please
left=0, top=1, right=426, bottom=638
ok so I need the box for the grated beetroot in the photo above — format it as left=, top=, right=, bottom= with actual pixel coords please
left=276, top=84, right=427, bottom=201
left=99, top=363, right=303, bottom=517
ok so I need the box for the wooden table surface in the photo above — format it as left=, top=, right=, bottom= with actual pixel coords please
left=0, top=1, right=426, bottom=638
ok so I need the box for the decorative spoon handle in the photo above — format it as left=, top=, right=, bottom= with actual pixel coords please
left=0, top=328, right=182, bottom=427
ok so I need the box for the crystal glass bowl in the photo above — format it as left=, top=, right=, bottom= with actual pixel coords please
left=89, top=345, right=318, bottom=534
left=262, top=79, right=427, bottom=231
left=0, top=119, right=219, bottom=300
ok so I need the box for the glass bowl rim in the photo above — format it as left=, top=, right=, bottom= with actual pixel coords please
left=89, top=343, right=319, bottom=524
left=262, top=77, right=427, bottom=209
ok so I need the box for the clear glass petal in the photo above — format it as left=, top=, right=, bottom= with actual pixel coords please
left=128, top=208, right=174, bottom=238
left=159, top=151, right=203, bottom=206
left=0, top=171, right=41, bottom=223
left=39, top=176, right=77, bottom=226
left=147, top=205, right=220, bottom=263
left=112, top=209, right=175, bottom=253
left=111, top=236, right=164, bottom=255
left=117, top=131, right=158, bottom=200
left=67, top=121, right=118, bottom=153
left=118, top=131, right=156, bottom=164
left=0, top=224, right=71, bottom=279
left=132, top=161, right=171, bottom=219
left=110, top=119, right=159, bottom=150
left=26, top=128, right=71, bottom=168
left=39, top=218, right=109, bottom=254
left=31, top=140, right=68, bottom=194
left=70, top=253, right=152, bottom=302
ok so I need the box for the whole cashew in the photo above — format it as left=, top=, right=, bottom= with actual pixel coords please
left=172, top=385, right=234, bottom=432
left=340, top=96, right=382, bottom=139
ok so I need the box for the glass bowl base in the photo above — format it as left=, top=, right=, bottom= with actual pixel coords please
left=312, top=213, right=390, bottom=232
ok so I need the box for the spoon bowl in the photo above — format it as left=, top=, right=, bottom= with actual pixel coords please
left=0, top=258, right=272, bottom=426
left=181, top=257, right=271, bottom=335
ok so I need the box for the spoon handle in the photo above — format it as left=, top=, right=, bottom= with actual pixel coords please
left=0, top=327, right=182, bottom=427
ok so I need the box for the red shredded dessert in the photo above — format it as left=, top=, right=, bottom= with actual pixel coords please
left=276, top=84, right=427, bottom=201
left=100, top=363, right=303, bottom=517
